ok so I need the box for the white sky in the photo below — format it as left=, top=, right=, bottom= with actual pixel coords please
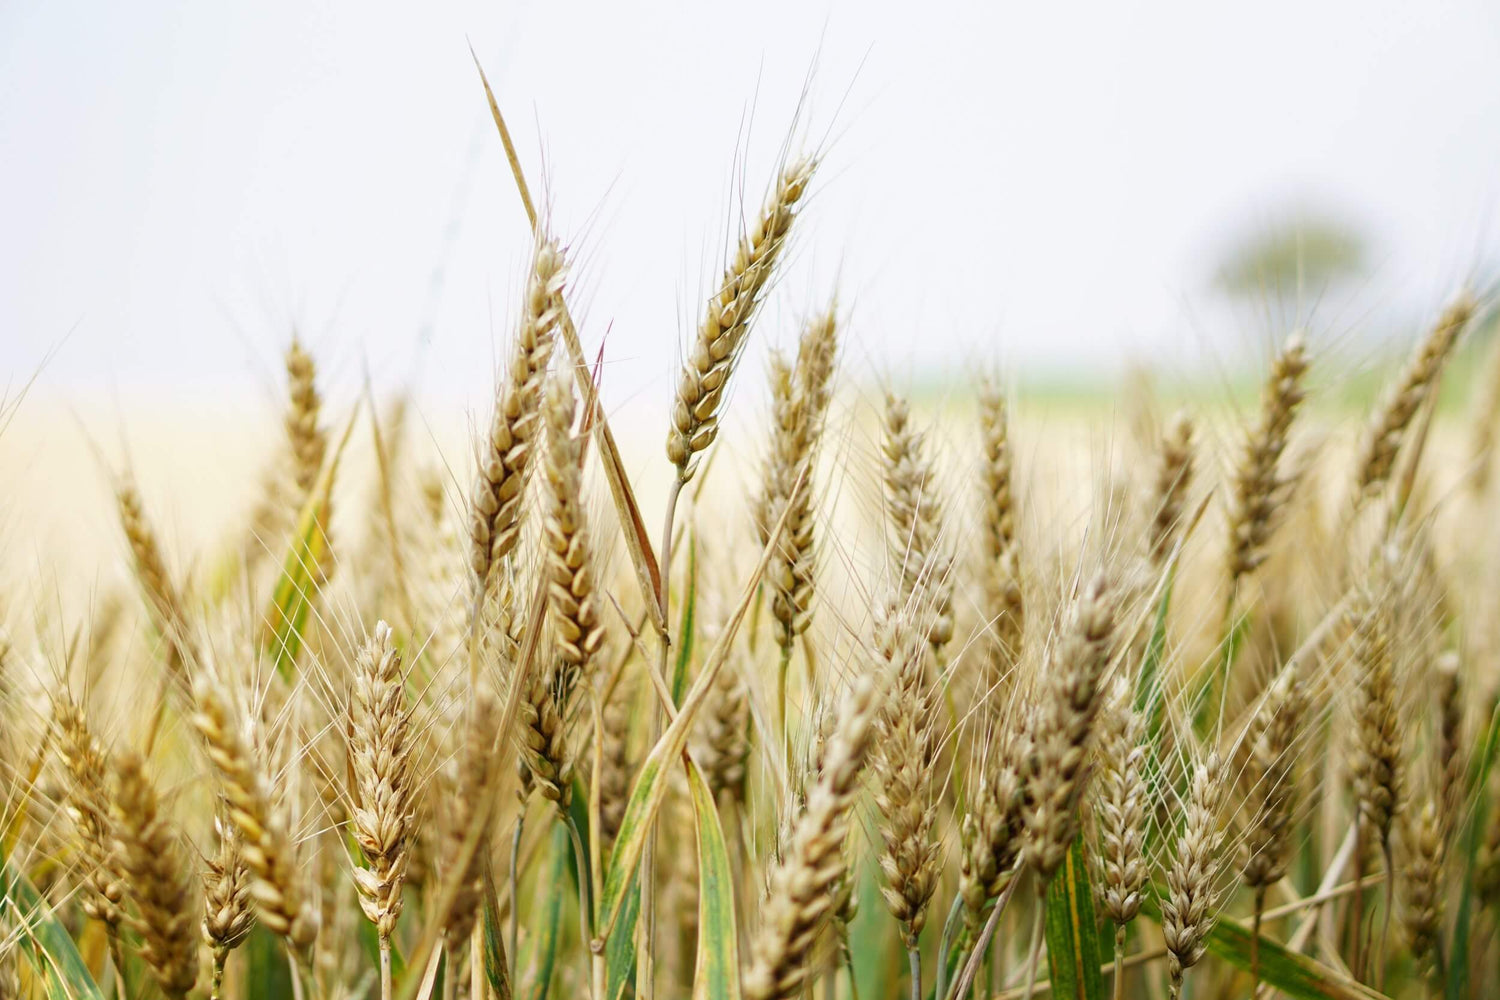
left=4, top=0, right=1500, bottom=416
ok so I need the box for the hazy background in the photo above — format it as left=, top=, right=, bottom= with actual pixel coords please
left=4, top=0, right=1500, bottom=417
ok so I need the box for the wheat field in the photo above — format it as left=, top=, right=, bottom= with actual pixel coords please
left=4, top=75, right=1500, bottom=1000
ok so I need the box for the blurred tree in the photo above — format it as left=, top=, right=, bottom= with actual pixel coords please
left=1213, top=215, right=1368, bottom=297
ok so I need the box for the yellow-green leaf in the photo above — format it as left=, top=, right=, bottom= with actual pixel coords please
left=1044, top=835, right=1103, bottom=1000
left=687, top=759, right=740, bottom=1000
left=2, top=856, right=106, bottom=999
left=604, top=876, right=640, bottom=1000
left=595, top=495, right=793, bottom=940
left=481, top=857, right=513, bottom=1000
left=1139, top=892, right=1390, bottom=1000
left=523, top=825, right=570, bottom=1000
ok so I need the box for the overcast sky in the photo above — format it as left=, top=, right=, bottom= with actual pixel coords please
left=4, top=0, right=1500, bottom=415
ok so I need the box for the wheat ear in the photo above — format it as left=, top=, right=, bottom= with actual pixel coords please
left=668, top=156, right=817, bottom=483
left=440, top=686, right=498, bottom=950
left=870, top=602, right=945, bottom=953
left=54, top=697, right=126, bottom=930
left=348, top=620, right=414, bottom=984
left=761, top=306, right=840, bottom=655
left=1022, top=572, right=1118, bottom=882
left=958, top=727, right=1024, bottom=942
left=1227, top=334, right=1309, bottom=585
left=1348, top=586, right=1402, bottom=859
left=1239, top=656, right=1305, bottom=985
left=743, top=676, right=879, bottom=1000
left=284, top=338, right=327, bottom=500
left=115, top=481, right=192, bottom=676
left=1434, top=651, right=1465, bottom=836
left=517, top=376, right=599, bottom=811
left=202, top=809, right=255, bottom=997
left=1401, top=797, right=1445, bottom=983
left=1147, top=411, right=1195, bottom=566
left=111, top=752, right=199, bottom=999
left=977, top=379, right=1024, bottom=704
left=1354, top=293, right=1474, bottom=499
left=192, top=678, right=319, bottom=954
left=883, top=393, right=954, bottom=651
left=468, top=235, right=566, bottom=591
left=1095, top=678, right=1149, bottom=929
left=1161, top=752, right=1226, bottom=1000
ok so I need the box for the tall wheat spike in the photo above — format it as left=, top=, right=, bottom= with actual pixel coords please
left=469, top=235, right=567, bottom=591
left=668, top=157, right=817, bottom=483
